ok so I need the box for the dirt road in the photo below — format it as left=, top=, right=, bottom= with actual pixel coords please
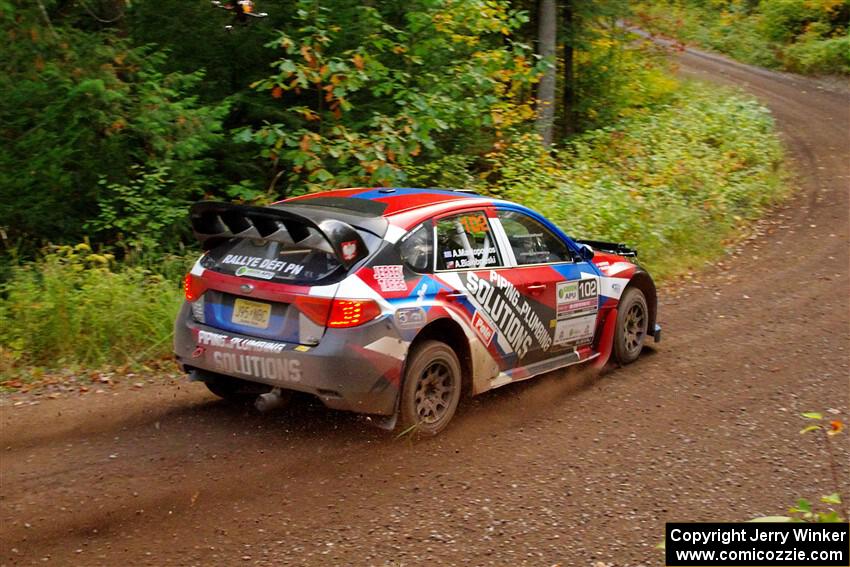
left=2, top=48, right=848, bottom=566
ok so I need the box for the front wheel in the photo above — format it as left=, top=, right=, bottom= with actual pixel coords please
left=398, top=341, right=462, bottom=436
left=613, top=287, right=649, bottom=365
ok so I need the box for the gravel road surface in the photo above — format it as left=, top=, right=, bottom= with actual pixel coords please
left=2, top=46, right=848, bottom=566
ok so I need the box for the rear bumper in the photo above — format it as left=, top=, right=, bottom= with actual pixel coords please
left=173, top=303, right=404, bottom=415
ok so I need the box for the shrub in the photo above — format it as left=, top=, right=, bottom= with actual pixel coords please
left=0, top=245, right=185, bottom=375
left=632, top=0, right=850, bottom=75
left=0, top=17, right=229, bottom=253
left=784, top=32, right=850, bottom=74
left=483, top=81, right=786, bottom=279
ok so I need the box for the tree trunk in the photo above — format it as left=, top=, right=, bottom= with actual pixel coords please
left=535, top=0, right=556, bottom=148
left=562, top=0, right=575, bottom=137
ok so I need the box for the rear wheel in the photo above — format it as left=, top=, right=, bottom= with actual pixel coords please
left=613, top=287, right=649, bottom=365
left=399, top=341, right=462, bottom=436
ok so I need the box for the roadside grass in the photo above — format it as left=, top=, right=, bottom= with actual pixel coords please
left=0, top=81, right=787, bottom=384
left=0, top=245, right=186, bottom=384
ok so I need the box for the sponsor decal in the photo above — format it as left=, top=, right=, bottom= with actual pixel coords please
left=198, top=330, right=286, bottom=354
left=556, top=277, right=599, bottom=320
left=554, top=277, right=599, bottom=346
left=212, top=351, right=302, bottom=383
left=373, top=265, right=407, bottom=292
left=341, top=240, right=358, bottom=261
left=471, top=311, right=495, bottom=346
left=294, top=345, right=312, bottom=352
left=557, top=281, right=579, bottom=303
left=196, top=330, right=302, bottom=382
left=464, top=271, right=551, bottom=359
left=223, top=254, right=305, bottom=277
left=395, top=307, right=427, bottom=329
left=235, top=266, right=275, bottom=280
left=553, top=314, right=596, bottom=346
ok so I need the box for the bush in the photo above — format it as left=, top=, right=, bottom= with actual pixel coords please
left=0, top=16, right=229, bottom=253
left=633, top=0, right=850, bottom=75
left=483, top=81, right=786, bottom=279
left=0, top=245, right=185, bottom=376
left=784, top=32, right=850, bottom=74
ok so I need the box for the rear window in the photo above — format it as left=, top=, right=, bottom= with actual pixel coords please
left=202, top=231, right=378, bottom=284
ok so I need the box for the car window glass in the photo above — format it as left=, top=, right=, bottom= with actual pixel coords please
left=435, top=212, right=501, bottom=270
left=497, top=210, right=573, bottom=265
left=201, top=229, right=380, bottom=285
left=398, top=223, right=433, bottom=272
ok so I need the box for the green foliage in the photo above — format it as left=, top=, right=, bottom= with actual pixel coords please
left=749, top=412, right=847, bottom=523
left=405, top=155, right=483, bottom=190
left=783, top=32, right=850, bottom=73
left=566, top=14, right=681, bottom=131
left=88, top=165, right=189, bottom=253
left=0, top=6, right=229, bottom=252
left=244, top=0, right=541, bottom=193
left=0, top=0, right=794, bottom=380
left=633, top=0, right=850, bottom=74
left=479, top=81, right=785, bottom=279
left=0, top=244, right=185, bottom=375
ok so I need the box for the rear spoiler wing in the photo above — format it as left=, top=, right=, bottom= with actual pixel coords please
left=574, top=239, right=637, bottom=258
left=189, top=201, right=368, bottom=269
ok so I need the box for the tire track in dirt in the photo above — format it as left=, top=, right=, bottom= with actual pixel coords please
left=1, top=48, right=848, bottom=566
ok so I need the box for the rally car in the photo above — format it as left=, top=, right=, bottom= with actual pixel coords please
left=174, top=188, right=660, bottom=435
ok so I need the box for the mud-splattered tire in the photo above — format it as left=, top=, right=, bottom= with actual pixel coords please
left=613, top=287, right=649, bottom=365
left=398, top=341, right=462, bottom=437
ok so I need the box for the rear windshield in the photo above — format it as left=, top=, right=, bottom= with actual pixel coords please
left=202, top=240, right=343, bottom=285
left=201, top=227, right=381, bottom=285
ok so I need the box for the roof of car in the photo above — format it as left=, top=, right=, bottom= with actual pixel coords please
left=281, top=188, right=491, bottom=217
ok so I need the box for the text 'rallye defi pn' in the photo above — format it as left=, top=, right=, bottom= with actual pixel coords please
left=174, top=188, right=661, bottom=435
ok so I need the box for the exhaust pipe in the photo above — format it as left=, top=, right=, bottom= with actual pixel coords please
left=255, top=388, right=290, bottom=412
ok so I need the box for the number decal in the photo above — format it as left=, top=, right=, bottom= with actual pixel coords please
left=459, top=214, right=489, bottom=234
left=578, top=279, right=597, bottom=300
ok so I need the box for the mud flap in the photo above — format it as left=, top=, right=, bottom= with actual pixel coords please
left=364, top=395, right=400, bottom=431
left=592, top=308, right=618, bottom=369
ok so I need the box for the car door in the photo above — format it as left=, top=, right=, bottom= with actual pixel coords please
left=430, top=209, right=518, bottom=370
left=490, top=207, right=601, bottom=366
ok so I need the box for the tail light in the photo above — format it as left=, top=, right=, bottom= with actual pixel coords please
left=183, top=273, right=206, bottom=302
left=294, top=296, right=333, bottom=326
left=294, top=296, right=381, bottom=328
left=328, top=299, right=381, bottom=328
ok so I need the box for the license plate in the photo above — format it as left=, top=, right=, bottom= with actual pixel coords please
left=232, top=298, right=272, bottom=329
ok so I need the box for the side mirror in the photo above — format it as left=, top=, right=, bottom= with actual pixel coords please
left=578, top=244, right=594, bottom=261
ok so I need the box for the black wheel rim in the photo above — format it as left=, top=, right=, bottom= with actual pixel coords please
left=624, top=301, right=647, bottom=354
left=414, top=360, right=455, bottom=425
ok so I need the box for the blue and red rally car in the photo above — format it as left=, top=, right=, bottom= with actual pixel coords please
left=174, top=188, right=661, bottom=434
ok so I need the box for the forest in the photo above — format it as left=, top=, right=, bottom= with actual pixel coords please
left=1, top=0, right=808, bottom=378
left=635, top=0, right=850, bottom=74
